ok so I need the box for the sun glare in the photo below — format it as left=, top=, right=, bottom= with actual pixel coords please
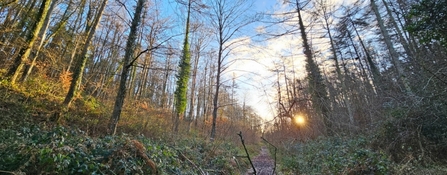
left=294, top=115, right=306, bottom=126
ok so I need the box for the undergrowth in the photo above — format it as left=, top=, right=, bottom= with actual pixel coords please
left=0, top=126, right=246, bottom=174
left=279, top=136, right=392, bottom=175
left=0, top=74, right=251, bottom=174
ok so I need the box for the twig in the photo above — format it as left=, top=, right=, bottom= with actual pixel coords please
left=177, top=150, right=206, bottom=175
left=126, top=35, right=179, bottom=69
left=261, top=137, right=277, bottom=175
left=0, top=170, right=17, bottom=175
left=238, top=131, right=256, bottom=175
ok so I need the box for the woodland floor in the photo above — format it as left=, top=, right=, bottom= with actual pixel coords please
left=246, top=147, right=276, bottom=175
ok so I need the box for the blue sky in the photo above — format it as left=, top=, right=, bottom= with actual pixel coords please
left=153, top=0, right=356, bottom=120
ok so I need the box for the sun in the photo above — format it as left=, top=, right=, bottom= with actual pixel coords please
left=294, top=115, right=306, bottom=126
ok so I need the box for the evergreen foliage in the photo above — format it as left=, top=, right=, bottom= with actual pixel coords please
left=174, top=0, right=192, bottom=132
left=407, top=0, right=447, bottom=47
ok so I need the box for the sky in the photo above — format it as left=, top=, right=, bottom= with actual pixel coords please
left=226, top=0, right=357, bottom=120
left=158, top=0, right=358, bottom=121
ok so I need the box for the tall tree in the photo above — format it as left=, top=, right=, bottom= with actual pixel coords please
left=20, top=0, right=59, bottom=82
left=109, top=0, right=146, bottom=135
left=6, top=0, right=52, bottom=84
left=207, top=0, right=256, bottom=141
left=173, top=0, right=192, bottom=133
left=314, top=0, right=355, bottom=125
left=62, top=0, right=108, bottom=107
left=187, top=23, right=210, bottom=131
left=293, top=0, right=331, bottom=135
left=371, top=0, right=412, bottom=94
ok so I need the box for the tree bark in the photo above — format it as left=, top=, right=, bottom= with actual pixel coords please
left=108, top=0, right=145, bottom=135
left=20, top=0, right=59, bottom=82
left=371, top=0, right=412, bottom=94
left=294, top=0, right=331, bottom=135
left=63, top=0, right=108, bottom=107
left=6, top=0, right=51, bottom=84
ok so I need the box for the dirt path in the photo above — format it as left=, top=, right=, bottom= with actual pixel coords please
left=245, top=147, right=276, bottom=175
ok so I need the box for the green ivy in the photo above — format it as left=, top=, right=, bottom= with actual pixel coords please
left=0, top=126, right=242, bottom=174
left=280, top=136, right=393, bottom=174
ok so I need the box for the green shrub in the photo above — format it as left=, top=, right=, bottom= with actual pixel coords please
left=280, top=136, right=392, bottom=174
left=0, top=126, right=244, bottom=174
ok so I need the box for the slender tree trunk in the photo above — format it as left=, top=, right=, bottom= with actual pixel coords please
left=320, top=4, right=354, bottom=126
left=382, top=0, right=413, bottom=59
left=6, top=0, right=51, bottom=84
left=351, top=19, right=380, bottom=85
left=295, top=0, right=331, bottom=135
left=62, top=0, right=107, bottom=107
left=371, top=0, right=412, bottom=94
left=187, top=41, right=201, bottom=132
left=210, top=47, right=222, bottom=140
left=173, top=0, right=192, bottom=133
left=20, top=0, right=59, bottom=82
left=195, top=78, right=203, bottom=127
left=108, top=0, right=145, bottom=135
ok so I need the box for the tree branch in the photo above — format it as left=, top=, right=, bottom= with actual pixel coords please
left=238, top=131, right=256, bottom=174
left=126, top=35, right=178, bottom=68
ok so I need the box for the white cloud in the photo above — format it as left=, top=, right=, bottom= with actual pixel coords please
left=226, top=0, right=359, bottom=120
left=226, top=33, right=309, bottom=120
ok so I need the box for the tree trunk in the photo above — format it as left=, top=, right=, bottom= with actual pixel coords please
left=108, top=0, right=145, bottom=135
left=351, top=19, right=381, bottom=86
left=20, top=0, right=59, bottom=82
left=62, top=0, right=107, bottom=107
left=371, top=0, right=412, bottom=94
left=186, top=39, right=201, bottom=132
left=210, top=48, right=222, bottom=141
left=295, top=0, right=331, bottom=135
left=6, top=0, right=51, bottom=84
left=382, top=0, right=413, bottom=59
left=173, top=0, right=192, bottom=133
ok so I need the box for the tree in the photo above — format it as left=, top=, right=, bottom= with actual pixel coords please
left=292, top=0, right=331, bottom=135
left=108, top=0, right=146, bottom=135
left=6, top=0, right=51, bottom=84
left=371, top=0, right=412, bottom=94
left=407, top=0, right=447, bottom=47
left=20, top=0, right=59, bottom=82
left=187, top=22, right=211, bottom=131
left=173, top=0, right=192, bottom=133
left=313, top=0, right=355, bottom=125
left=62, top=0, right=108, bottom=107
left=207, top=0, right=256, bottom=141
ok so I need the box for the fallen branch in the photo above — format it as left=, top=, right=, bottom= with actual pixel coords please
left=177, top=150, right=206, bottom=175
left=238, top=131, right=256, bottom=175
left=131, top=140, right=158, bottom=174
left=0, top=170, right=18, bottom=175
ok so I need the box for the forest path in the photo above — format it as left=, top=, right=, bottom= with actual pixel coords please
left=245, top=147, right=276, bottom=175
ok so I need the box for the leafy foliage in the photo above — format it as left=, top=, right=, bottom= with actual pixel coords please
left=407, top=0, right=447, bottom=47
left=374, top=99, right=447, bottom=164
left=0, top=126, right=245, bottom=174
left=174, top=2, right=192, bottom=118
left=280, top=137, right=392, bottom=174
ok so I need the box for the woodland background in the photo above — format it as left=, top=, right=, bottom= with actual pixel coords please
left=0, top=0, right=447, bottom=174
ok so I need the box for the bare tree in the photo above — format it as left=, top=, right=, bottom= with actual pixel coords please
left=207, top=0, right=257, bottom=141
left=108, top=0, right=146, bottom=135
